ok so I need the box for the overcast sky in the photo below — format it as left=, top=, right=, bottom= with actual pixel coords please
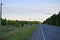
left=1, top=0, right=60, bottom=22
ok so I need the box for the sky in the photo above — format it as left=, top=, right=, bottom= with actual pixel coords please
left=0, top=0, right=60, bottom=22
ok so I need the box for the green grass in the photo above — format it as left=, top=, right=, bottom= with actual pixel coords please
left=0, top=24, right=39, bottom=40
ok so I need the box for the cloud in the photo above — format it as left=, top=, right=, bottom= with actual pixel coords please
left=2, top=5, right=60, bottom=22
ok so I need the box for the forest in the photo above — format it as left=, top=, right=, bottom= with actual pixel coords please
left=1, top=18, right=40, bottom=27
left=43, top=12, right=60, bottom=26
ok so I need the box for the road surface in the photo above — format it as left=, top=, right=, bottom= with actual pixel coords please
left=29, top=24, right=60, bottom=40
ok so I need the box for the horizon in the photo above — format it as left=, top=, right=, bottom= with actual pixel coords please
left=0, top=0, right=60, bottom=22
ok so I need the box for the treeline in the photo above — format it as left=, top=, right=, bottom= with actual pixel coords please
left=1, top=18, right=40, bottom=26
left=43, top=12, right=60, bottom=26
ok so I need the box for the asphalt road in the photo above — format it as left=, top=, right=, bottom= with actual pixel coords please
left=29, top=24, right=60, bottom=40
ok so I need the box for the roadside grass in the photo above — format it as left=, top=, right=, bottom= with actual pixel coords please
left=0, top=24, right=39, bottom=40
left=0, top=26, right=18, bottom=35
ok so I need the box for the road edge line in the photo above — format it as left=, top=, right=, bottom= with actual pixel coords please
left=41, top=26, right=45, bottom=40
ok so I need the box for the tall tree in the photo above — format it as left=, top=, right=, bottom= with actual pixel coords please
left=56, top=12, right=60, bottom=26
left=43, top=12, right=60, bottom=26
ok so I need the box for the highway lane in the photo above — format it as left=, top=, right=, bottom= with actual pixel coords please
left=42, top=24, right=60, bottom=40
left=29, top=24, right=60, bottom=40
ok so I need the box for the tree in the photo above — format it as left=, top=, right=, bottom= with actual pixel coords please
left=1, top=18, right=7, bottom=25
left=56, top=12, right=60, bottom=26
left=43, top=12, right=60, bottom=27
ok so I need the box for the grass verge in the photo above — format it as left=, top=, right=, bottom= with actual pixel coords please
left=0, top=24, right=39, bottom=40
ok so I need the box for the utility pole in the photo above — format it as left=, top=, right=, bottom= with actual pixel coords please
left=0, top=0, right=2, bottom=26
left=29, top=17, right=31, bottom=21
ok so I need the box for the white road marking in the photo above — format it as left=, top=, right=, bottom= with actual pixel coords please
left=41, top=26, right=45, bottom=40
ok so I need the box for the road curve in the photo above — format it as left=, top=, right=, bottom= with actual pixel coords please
left=28, top=24, right=60, bottom=40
